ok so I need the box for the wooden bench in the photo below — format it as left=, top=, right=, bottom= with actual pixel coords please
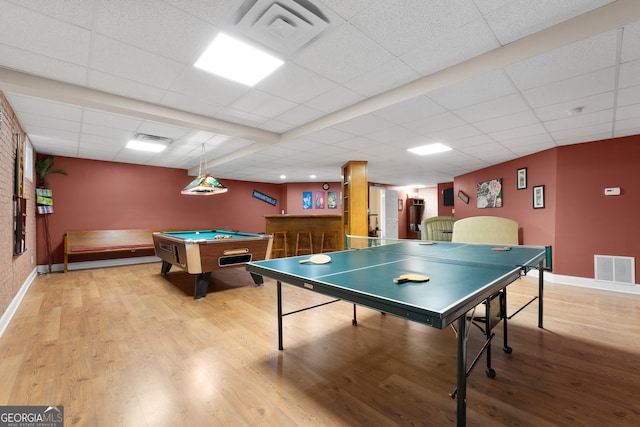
left=64, top=229, right=162, bottom=273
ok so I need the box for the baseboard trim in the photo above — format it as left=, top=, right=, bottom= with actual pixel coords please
left=37, top=256, right=162, bottom=274
left=525, top=270, right=640, bottom=294
left=0, top=267, right=38, bottom=339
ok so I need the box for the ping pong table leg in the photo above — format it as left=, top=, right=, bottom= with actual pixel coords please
left=456, top=315, right=467, bottom=427
left=538, top=268, right=544, bottom=328
left=277, top=281, right=284, bottom=350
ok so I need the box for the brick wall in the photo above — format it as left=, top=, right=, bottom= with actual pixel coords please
left=0, top=91, right=36, bottom=317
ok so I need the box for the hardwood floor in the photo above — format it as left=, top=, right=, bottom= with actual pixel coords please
left=0, top=263, right=639, bottom=426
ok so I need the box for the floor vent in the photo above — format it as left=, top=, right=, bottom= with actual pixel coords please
left=594, top=255, right=635, bottom=285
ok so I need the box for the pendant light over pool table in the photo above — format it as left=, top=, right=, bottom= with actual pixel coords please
left=181, top=143, right=227, bottom=195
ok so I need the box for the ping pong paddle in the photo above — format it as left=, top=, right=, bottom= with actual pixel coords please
left=393, top=274, right=430, bottom=284
left=419, top=241, right=435, bottom=245
left=299, top=254, right=332, bottom=264
left=491, top=247, right=511, bottom=251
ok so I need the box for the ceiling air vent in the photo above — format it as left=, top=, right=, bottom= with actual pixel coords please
left=134, top=133, right=173, bottom=145
left=235, top=0, right=331, bottom=56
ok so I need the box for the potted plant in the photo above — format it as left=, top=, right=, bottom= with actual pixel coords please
left=34, top=156, right=66, bottom=273
left=35, top=156, right=67, bottom=188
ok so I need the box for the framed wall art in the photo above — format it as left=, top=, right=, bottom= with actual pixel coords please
left=476, top=178, right=502, bottom=208
left=517, top=167, right=527, bottom=190
left=533, top=185, right=545, bottom=209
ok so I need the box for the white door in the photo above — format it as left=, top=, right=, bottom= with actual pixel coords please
left=381, top=189, right=399, bottom=239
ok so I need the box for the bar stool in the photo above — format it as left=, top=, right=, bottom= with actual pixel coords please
left=295, top=232, right=314, bottom=255
left=271, top=232, right=288, bottom=258
left=320, top=232, right=339, bottom=253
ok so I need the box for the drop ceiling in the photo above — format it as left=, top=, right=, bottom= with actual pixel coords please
left=1, top=0, right=639, bottom=186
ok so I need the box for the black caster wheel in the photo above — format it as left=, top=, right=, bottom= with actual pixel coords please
left=486, top=368, right=496, bottom=378
left=352, top=319, right=358, bottom=326
left=503, top=346, right=513, bottom=354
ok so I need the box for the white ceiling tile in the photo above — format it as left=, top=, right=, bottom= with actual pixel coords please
left=94, top=0, right=214, bottom=64
left=0, top=44, right=89, bottom=85
left=373, top=96, right=446, bottom=124
left=522, top=67, right=616, bottom=108
left=272, top=105, right=325, bottom=127
left=489, top=123, right=549, bottom=141
left=15, top=0, right=95, bottom=28
left=454, top=93, right=530, bottom=123
left=534, top=92, right=614, bottom=121
left=472, top=110, right=539, bottom=133
left=403, top=112, right=467, bottom=135
left=506, top=30, right=618, bottom=90
left=88, top=71, right=168, bottom=104
left=82, top=109, right=144, bottom=131
left=257, top=63, right=338, bottom=104
left=428, top=70, right=516, bottom=110
left=0, top=1, right=91, bottom=65
left=616, top=103, right=640, bottom=120
left=333, top=114, right=396, bottom=136
left=230, top=90, right=297, bottom=118
left=6, top=94, right=83, bottom=121
left=621, top=21, right=640, bottom=63
left=550, top=123, right=613, bottom=142
left=544, top=109, right=613, bottom=132
left=617, top=85, right=640, bottom=107
left=483, top=0, right=615, bottom=45
left=319, top=0, right=377, bottom=20
left=401, top=18, right=499, bottom=76
left=304, top=85, right=366, bottom=114
left=615, top=117, right=640, bottom=135
left=163, top=0, right=239, bottom=27
left=344, top=59, right=421, bottom=97
left=91, top=35, right=186, bottom=89
left=618, top=59, right=640, bottom=88
left=350, top=0, right=480, bottom=56
left=293, top=23, right=394, bottom=84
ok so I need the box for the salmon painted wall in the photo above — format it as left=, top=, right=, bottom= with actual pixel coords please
left=36, top=156, right=284, bottom=265
left=554, top=135, right=639, bottom=280
left=453, top=135, right=639, bottom=283
left=454, top=148, right=557, bottom=248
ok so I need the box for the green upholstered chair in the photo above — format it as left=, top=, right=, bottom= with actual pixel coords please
left=421, top=216, right=458, bottom=241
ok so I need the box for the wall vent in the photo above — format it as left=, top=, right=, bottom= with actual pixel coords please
left=594, top=255, right=635, bottom=285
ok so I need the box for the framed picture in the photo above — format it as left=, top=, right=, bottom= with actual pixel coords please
left=302, top=191, right=312, bottom=209
left=398, top=199, right=403, bottom=211
left=533, top=185, right=545, bottom=209
left=517, top=167, right=527, bottom=190
left=327, top=191, right=337, bottom=209
left=457, top=190, right=469, bottom=204
left=315, top=191, right=325, bottom=209
left=476, top=178, right=502, bottom=208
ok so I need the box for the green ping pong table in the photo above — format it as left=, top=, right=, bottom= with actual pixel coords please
left=245, top=237, right=551, bottom=426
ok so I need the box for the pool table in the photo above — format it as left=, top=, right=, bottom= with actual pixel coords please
left=152, top=230, right=273, bottom=299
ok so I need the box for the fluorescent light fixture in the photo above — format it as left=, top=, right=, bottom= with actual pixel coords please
left=310, top=175, right=316, bottom=179
left=194, top=33, right=284, bottom=86
left=126, top=140, right=167, bottom=152
left=280, top=175, right=287, bottom=179
left=407, top=143, right=452, bottom=156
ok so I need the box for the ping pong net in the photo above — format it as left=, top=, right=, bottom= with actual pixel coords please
left=344, top=235, right=552, bottom=272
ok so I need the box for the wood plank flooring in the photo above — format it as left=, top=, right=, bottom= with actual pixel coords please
left=0, top=263, right=639, bottom=426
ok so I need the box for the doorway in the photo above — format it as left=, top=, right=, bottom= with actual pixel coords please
left=369, top=187, right=398, bottom=239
